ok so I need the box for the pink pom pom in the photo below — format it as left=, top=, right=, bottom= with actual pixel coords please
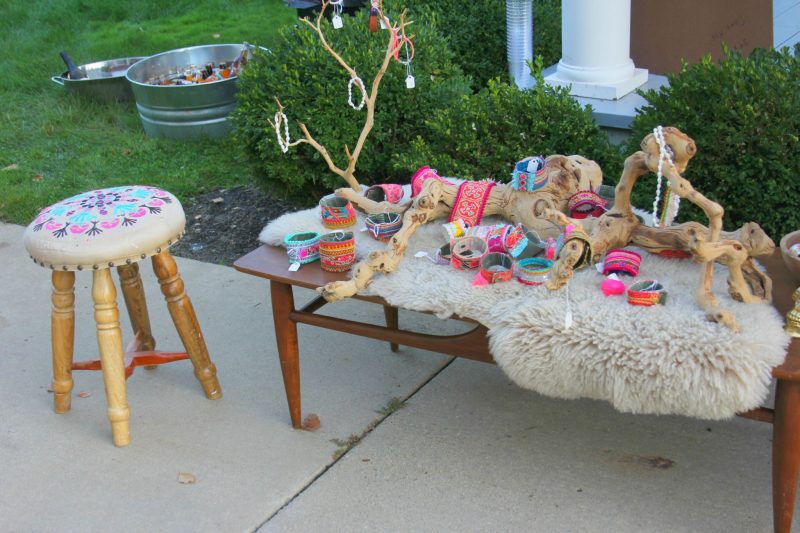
left=601, top=274, right=625, bottom=296
left=472, top=273, right=489, bottom=286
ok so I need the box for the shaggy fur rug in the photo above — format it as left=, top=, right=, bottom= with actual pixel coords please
left=261, top=197, right=789, bottom=419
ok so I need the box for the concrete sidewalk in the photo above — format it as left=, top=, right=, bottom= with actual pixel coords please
left=0, top=221, right=792, bottom=532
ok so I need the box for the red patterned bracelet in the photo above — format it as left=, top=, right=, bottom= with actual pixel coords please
left=479, top=252, right=513, bottom=283
left=602, top=248, right=641, bottom=277
left=568, top=190, right=607, bottom=219
left=627, top=280, right=667, bottom=306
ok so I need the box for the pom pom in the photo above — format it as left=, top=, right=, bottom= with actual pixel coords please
left=601, top=274, right=626, bottom=297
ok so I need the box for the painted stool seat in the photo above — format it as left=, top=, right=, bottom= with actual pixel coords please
left=25, top=185, right=221, bottom=447
left=24, top=185, right=185, bottom=271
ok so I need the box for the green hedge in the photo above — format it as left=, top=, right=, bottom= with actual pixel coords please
left=626, top=45, right=800, bottom=240
left=409, top=0, right=561, bottom=90
left=391, top=58, right=622, bottom=183
left=232, top=8, right=472, bottom=203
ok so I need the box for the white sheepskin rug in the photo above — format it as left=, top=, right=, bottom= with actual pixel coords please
left=261, top=198, right=789, bottom=420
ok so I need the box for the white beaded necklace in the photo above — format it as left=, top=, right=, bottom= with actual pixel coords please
left=274, top=110, right=290, bottom=153
left=650, top=125, right=681, bottom=227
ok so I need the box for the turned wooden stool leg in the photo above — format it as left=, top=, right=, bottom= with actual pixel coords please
left=51, top=271, right=75, bottom=413
left=151, top=251, right=221, bottom=400
left=117, top=263, right=155, bottom=352
left=92, top=269, right=131, bottom=447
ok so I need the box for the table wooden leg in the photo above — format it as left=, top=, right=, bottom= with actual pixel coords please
left=92, top=269, right=130, bottom=447
left=51, top=271, right=75, bottom=413
left=152, top=251, right=221, bottom=400
left=383, top=305, right=399, bottom=352
left=773, top=378, right=800, bottom=533
left=117, top=263, right=156, bottom=352
left=270, top=280, right=302, bottom=429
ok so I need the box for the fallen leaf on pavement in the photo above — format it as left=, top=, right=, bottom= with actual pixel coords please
left=78, top=391, right=91, bottom=398
left=211, top=197, right=224, bottom=204
left=302, top=413, right=321, bottom=431
left=177, top=472, right=196, bottom=484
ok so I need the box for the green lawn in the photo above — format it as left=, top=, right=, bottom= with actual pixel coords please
left=0, top=0, right=295, bottom=225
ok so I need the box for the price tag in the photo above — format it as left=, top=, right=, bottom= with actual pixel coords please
left=332, top=15, right=343, bottom=29
left=288, top=262, right=301, bottom=272
left=380, top=18, right=388, bottom=29
left=414, top=251, right=428, bottom=258
left=405, top=75, right=415, bottom=89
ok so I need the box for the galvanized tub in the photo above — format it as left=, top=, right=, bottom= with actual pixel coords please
left=126, top=44, right=254, bottom=139
left=51, top=57, right=145, bottom=101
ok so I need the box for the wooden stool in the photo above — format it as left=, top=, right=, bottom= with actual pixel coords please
left=24, top=185, right=221, bottom=447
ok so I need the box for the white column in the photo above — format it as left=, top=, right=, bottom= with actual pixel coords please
left=544, top=0, right=647, bottom=100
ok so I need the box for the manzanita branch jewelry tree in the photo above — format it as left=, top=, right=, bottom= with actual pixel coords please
left=269, top=2, right=774, bottom=332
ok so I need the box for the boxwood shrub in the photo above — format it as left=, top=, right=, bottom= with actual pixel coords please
left=391, top=58, right=623, bottom=183
left=410, top=0, right=561, bottom=90
left=232, top=7, right=472, bottom=203
left=627, top=45, right=800, bottom=240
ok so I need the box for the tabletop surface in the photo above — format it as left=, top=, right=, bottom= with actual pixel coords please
left=233, top=244, right=800, bottom=377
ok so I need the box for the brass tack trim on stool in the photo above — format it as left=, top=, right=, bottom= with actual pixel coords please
left=108, top=262, right=114, bottom=267
left=77, top=265, right=83, bottom=271
left=126, top=259, right=132, bottom=265
left=93, top=265, right=99, bottom=270
left=140, top=254, right=146, bottom=260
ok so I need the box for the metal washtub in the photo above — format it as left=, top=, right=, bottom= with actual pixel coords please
left=125, top=44, right=255, bottom=139
left=51, top=57, right=145, bottom=101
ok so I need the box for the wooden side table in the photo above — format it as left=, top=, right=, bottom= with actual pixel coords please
left=234, top=245, right=800, bottom=533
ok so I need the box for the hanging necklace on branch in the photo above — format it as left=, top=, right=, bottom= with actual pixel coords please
left=392, top=26, right=415, bottom=89
left=650, top=125, right=681, bottom=227
left=274, top=108, right=290, bottom=153
left=347, top=75, right=367, bottom=110
left=330, top=0, right=344, bottom=29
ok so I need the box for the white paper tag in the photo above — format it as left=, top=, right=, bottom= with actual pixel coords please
left=288, top=262, right=301, bottom=272
left=380, top=18, right=388, bottom=29
left=360, top=226, right=368, bottom=232
left=332, top=15, right=343, bottom=29
left=405, top=75, right=415, bottom=89
left=414, top=251, right=428, bottom=258
left=565, top=310, right=573, bottom=330
left=595, top=261, right=604, bottom=274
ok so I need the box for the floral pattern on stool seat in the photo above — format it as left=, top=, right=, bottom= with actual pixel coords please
left=24, top=185, right=186, bottom=271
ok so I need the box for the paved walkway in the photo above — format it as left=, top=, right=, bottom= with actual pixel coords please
left=0, top=222, right=792, bottom=532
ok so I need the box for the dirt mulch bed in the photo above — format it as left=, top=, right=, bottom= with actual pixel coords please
left=170, top=185, right=299, bottom=266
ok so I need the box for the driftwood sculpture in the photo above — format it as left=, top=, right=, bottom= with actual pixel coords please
left=271, top=2, right=774, bottom=332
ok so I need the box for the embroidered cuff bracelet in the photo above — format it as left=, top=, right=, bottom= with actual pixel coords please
left=511, top=156, right=548, bottom=192
left=364, top=184, right=404, bottom=204
left=410, top=166, right=453, bottom=198
left=516, top=257, right=554, bottom=286
left=365, top=212, right=402, bottom=242
left=568, top=190, right=608, bottom=219
left=627, top=280, right=667, bottom=306
left=283, top=231, right=321, bottom=266
left=319, top=231, right=356, bottom=272
left=602, top=248, right=641, bottom=276
left=320, top=196, right=356, bottom=229
left=480, top=252, right=514, bottom=283
left=434, top=243, right=452, bottom=265
left=451, top=236, right=488, bottom=271
left=561, top=227, right=593, bottom=269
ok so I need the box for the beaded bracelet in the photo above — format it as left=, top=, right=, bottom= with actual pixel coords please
left=319, top=231, right=356, bottom=272
left=627, top=280, right=667, bottom=306
left=320, top=196, right=356, bottom=229
left=602, top=248, right=641, bottom=277
left=567, top=190, right=608, bottom=219
left=365, top=212, right=403, bottom=242
left=450, top=236, right=488, bottom=271
left=283, top=231, right=321, bottom=269
left=479, top=252, right=514, bottom=283
left=516, top=257, right=554, bottom=286
left=511, top=156, right=548, bottom=192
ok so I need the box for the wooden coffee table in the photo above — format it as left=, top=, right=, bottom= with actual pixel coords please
left=234, top=244, right=800, bottom=533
